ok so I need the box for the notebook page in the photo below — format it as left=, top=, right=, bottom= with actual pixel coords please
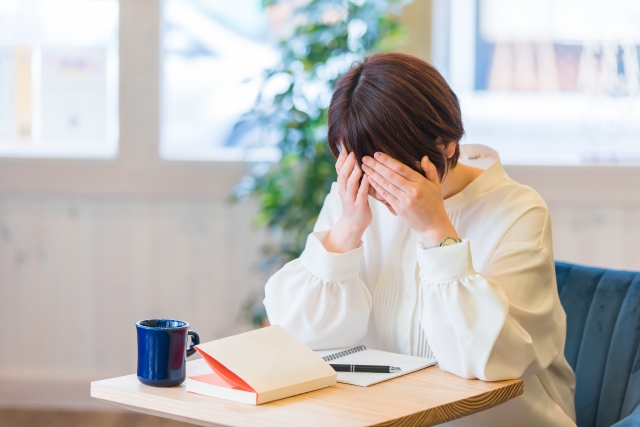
left=314, top=348, right=436, bottom=387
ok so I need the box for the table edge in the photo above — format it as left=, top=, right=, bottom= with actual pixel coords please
left=90, top=377, right=524, bottom=427
left=371, top=379, right=524, bottom=427
left=91, top=382, right=226, bottom=427
left=97, top=399, right=220, bottom=427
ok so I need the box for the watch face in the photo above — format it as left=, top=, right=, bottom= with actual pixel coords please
left=442, top=237, right=459, bottom=246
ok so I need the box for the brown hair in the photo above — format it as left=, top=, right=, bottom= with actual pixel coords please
left=327, top=53, right=464, bottom=179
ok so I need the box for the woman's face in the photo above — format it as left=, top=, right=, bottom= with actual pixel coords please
left=338, top=144, right=397, bottom=215
left=337, top=141, right=456, bottom=215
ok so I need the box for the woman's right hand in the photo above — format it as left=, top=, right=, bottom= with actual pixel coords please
left=323, top=150, right=372, bottom=254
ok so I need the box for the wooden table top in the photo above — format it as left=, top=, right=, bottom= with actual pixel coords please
left=91, top=359, right=523, bottom=427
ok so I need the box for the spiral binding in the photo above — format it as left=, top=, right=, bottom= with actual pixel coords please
left=321, top=345, right=367, bottom=362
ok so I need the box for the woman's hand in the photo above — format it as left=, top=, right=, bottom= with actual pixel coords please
left=362, top=152, right=458, bottom=247
left=323, top=150, right=372, bottom=254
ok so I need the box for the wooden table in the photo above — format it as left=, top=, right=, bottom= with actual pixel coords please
left=91, top=359, right=522, bottom=427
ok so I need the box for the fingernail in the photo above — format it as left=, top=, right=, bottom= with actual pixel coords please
left=362, top=156, right=372, bottom=163
left=374, top=152, right=383, bottom=160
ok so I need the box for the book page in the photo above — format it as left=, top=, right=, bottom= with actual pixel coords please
left=195, top=348, right=254, bottom=391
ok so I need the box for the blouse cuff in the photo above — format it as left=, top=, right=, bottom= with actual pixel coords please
left=300, top=230, right=364, bottom=282
left=417, top=239, right=476, bottom=283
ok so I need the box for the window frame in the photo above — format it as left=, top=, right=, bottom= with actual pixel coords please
left=0, top=0, right=246, bottom=197
left=0, top=0, right=638, bottom=205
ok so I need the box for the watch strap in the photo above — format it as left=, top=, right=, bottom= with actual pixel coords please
left=423, top=236, right=462, bottom=250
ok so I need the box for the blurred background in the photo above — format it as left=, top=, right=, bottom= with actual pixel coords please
left=1, top=0, right=639, bottom=425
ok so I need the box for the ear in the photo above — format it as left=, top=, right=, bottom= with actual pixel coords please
left=443, top=141, right=457, bottom=159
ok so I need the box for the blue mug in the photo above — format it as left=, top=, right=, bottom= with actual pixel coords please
left=136, top=319, right=200, bottom=387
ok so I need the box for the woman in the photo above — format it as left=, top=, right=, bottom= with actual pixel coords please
left=263, top=53, right=576, bottom=426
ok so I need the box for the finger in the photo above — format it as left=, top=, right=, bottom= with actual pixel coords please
left=362, top=157, right=411, bottom=192
left=338, top=152, right=356, bottom=194
left=367, top=175, right=399, bottom=208
left=373, top=152, right=422, bottom=181
left=421, top=156, right=439, bottom=184
left=362, top=162, right=405, bottom=199
left=356, top=172, right=370, bottom=204
left=346, top=162, right=362, bottom=200
left=335, top=147, right=347, bottom=173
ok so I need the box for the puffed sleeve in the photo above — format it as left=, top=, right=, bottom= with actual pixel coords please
left=263, top=184, right=373, bottom=350
left=418, top=206, right=565, bottom=381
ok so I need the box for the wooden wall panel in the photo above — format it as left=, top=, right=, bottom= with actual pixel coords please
left=0, top=197, right=267, bottom=384
left=548, top=203, right=640, bottom=271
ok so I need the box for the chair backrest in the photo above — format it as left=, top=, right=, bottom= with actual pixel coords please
left=555, top=262, right=640, bottom=427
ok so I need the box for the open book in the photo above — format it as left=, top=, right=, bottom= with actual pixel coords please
left=186, top=325, right=336, bottom=405
left=314, top=346, right=437, bottom=387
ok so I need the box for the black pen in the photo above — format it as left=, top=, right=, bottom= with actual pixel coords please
left=330, top=364, right=401, bottom=373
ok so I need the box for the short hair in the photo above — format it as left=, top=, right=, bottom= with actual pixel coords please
left=327, top=53, right=464, bottom=179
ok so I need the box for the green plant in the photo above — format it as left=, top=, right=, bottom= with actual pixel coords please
left=234, top=0, right=411, bottom=326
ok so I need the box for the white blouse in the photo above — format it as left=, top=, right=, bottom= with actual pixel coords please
left=264, top=144, right=577, bottom=427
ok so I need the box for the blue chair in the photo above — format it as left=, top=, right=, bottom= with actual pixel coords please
left=555, top=262, right=640, bottom=427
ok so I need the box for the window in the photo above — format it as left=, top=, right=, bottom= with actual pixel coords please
left=433, top=0, right=640, bottom=165
left=0, top=0, right=119, bottom=158
left=161, top=0, right=279, bottom=161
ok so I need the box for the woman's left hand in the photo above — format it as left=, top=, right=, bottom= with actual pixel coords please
left=362, top=152, right=459, bottom=247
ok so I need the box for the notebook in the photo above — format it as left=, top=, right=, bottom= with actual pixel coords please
left=186, top=325, right=337, bottom=405
left=314, top=346, right=437, bottom=387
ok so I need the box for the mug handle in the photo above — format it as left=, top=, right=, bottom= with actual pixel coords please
left=187, top=330, right=200, bottom=357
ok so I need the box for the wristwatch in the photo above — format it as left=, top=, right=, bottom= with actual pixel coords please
left=424, top=236, right=462, bottom=250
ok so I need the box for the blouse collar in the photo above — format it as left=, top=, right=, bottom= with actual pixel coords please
left=443, top=144, right=504, bottom=211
